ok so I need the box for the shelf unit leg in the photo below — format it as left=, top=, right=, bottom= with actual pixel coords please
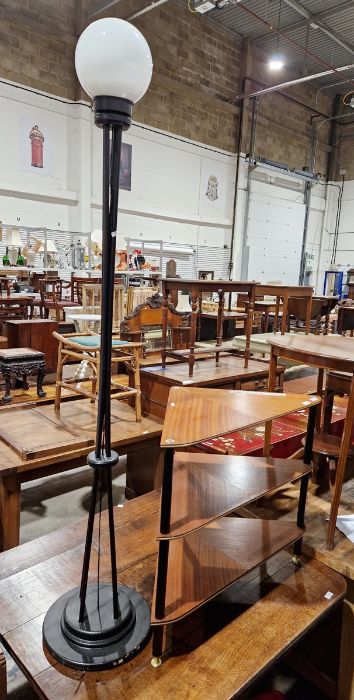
left=151, top=625, right=164, bottom=667
left=293, top=403, right=316, bottom=561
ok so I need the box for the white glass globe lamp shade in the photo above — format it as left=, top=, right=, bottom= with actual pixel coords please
left=75, top=18, right=153, bottom=103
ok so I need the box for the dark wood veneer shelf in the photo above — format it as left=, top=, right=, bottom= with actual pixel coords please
left=157, top=453, right=312, bottom=539
left=152, top=518, right=304, bottom=624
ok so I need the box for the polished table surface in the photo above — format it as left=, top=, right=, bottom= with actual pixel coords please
left=0, top=490, right=346, bottom=700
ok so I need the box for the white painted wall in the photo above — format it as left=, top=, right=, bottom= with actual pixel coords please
left=0, top=79, right=235, bottom=269
left=231, top=158, right=327, bottom=290
left=0, top=77, right=330, bottom=287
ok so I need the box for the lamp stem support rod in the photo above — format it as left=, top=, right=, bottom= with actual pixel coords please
left=78, top=467, right=100, bottom=622
left=96, top=123, right=111, bottom=457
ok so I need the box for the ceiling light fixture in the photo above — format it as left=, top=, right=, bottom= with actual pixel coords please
left=269, top=55, right=284, bottom=70
left=268, top=0, right=284, bottom=70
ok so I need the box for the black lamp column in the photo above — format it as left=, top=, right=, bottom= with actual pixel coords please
left=42, top=96, right=150, bottom=671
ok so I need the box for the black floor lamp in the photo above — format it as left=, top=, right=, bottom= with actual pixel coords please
left=43, top=17, right=153, bottom=671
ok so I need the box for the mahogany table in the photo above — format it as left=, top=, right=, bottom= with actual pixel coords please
left=161, top=278, right=258, bottom=376
left=266, top=334, right=354, bottom=550
left=257, top=284, right=313, bottom=335
left=0, top=491, right=346, bottom=699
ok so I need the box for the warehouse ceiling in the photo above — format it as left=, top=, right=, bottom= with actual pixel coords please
left=88, top=0, right=354, bottom=95
left=205, top=0, right=354, bottom=95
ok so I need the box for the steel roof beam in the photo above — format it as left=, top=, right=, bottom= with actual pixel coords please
left=254, top=0, right=354, bottom=41
left=281, top=0, right=354, bottom=57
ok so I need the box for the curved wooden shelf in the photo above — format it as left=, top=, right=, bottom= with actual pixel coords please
left=158, top=453, right=312, bottom=539
left=152, top=517, right=303, bottom=625
left=161, top=386, right=321, bottom=447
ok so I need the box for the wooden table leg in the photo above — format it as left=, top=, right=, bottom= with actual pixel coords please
left=305, top=296, right=312, bottom=334
left=244, top=291, right=254, bottom=369
left=316, top=368, right=324, bottom=432
left=215, top=289, right=224, bottom=366
left=264, top=307, right=270, bottom=333
left=327, top=373, right=354, bottom=550
left=189, top=293, right=198, bottom=378
left=0, top=474, right=21, bottom=551
left=161, top=285, right=168, bottom=369
left=274, top=297, right=280, bottom=333
left=281, top=294, right=288, bottom=335
left=264, top=348, right=278, bottom=457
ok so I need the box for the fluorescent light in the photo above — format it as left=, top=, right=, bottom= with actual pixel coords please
left=268, top=55, right=284, bottom=70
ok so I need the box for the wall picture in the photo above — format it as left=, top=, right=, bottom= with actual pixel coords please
left=120, top=142, right=132, bottom=191
left=20, top=117, right=53, bottom=175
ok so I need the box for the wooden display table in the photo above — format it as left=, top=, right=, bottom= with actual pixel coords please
left=0, top=491, right=346, bottom=699
left=161, top=278, right=258, bottom=376
left=5, top=319, right=58, bottom=372
left=266, top=334, right=354, bottom=550
left=140, top=356, right=284, bottom=418
left=151, top=385, right=321, bottom=661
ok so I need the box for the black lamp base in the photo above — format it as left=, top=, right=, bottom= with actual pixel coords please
left=43, top=584, right=150, bottom=671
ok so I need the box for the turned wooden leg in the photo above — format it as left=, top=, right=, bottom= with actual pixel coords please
left=22, top=374, right=30, bottom=391
left=133, top=349, right=141, bottom=422
left=189, top=294, right=198, bottom=378
left=161, top=286, right=168, bottom=369
left=37, top=362, right=46, bottom=398
left=1, top=368, right=12, bottom=404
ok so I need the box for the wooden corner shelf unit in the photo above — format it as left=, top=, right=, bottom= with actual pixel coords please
left=151, top=386, right=320, bottom=664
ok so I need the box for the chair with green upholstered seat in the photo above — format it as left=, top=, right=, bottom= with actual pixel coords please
left=53, top=331, right=143, bottom=420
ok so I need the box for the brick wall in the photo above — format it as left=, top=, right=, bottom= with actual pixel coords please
left=0, top=0, right=77, bottom=99
left=89, top=0, right=241, bottom=152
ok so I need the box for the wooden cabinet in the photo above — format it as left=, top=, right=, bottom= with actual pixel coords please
left=150, top=386, right=319, bottom=663
left=5, top=319, right=58, bottom=372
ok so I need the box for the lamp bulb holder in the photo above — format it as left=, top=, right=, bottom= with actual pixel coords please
left=93, top=96, right=133, bottom=130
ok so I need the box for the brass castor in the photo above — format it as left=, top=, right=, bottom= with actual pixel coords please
left=291, top=554, right=301, bottom=566
left=151, top=656, right=162, bottom=668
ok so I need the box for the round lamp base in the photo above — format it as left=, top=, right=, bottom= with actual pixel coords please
left=43, top=584, right=150, bottom=671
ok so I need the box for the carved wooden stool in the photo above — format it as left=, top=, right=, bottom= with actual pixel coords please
left=0, top=348, right=46, bottom=404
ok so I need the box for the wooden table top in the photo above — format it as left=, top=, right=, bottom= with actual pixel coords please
left=257, top=285, right=313, bottom=296
left=0, top=491, right=346, bottom=699
left=0, top=398, right=163, bottom=476
left=267, top=334, right=354, bottom=372
left=140, top=356, right=282, bottom=386
left=161, top=386, right=321, bottom=447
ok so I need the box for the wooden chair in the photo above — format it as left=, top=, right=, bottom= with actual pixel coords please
left=125, top=286, right=159, bottom=315
left=120, top=292, right=190, bottom=357
left=0, top=647, right=6, bottom=700
left=71, top=276, right=102, bottom=304
left=287, top=297, right=336, bottom=334
left=337, top=303, right=354, bottom=336
left=82, top=283, right=124, bottom=331
left=53, top=331, right=143, bottom=420
left=40, top=280, right=80, bottom=322
left=0, top=299, right=28, bottom=333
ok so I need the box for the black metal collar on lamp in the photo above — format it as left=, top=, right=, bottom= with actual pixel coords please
left=42, top=16, right=153, bottom=671
left=93, top=96, right=133, bottom=129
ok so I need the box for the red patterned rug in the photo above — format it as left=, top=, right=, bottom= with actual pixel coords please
left=198, top=401, right=349, bottom=458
